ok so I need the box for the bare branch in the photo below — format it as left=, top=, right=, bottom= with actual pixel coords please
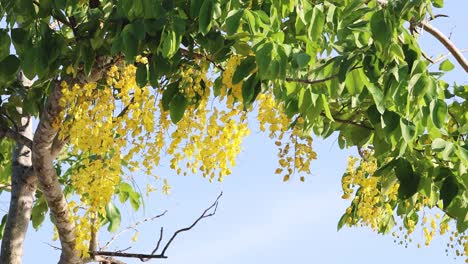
left=160, top=192, right=223, bottom=257
left=113, top=97, right=136, bottom=123
left=92, top=193, right=223, bottom=262
left=89, top=251, right=167, bottom=260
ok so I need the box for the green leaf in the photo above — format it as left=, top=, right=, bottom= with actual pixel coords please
left=298, top=88, right=312, bottom=113
left=129, top=192, right=141, bottom=211
left=110, top=36, right=123, bottom=56
left=130, top=20, right=146, bottom=41
left=242, top=74, right=260, bottom=109
left=370, top=10, right=391, bottom=49
left=105, top=202, right=121, bottom=233
left=400, top=119, right=415, bottom=143
left=320, top=94, right=334, bottom=121
left=439, top=59, right=454, bottom=71
left=190, top=0, right=204, bottom=18
left=337, top=213, right=349, bottom=231
left=432, top=0, right=444, bottom=8
left=394, top=159, right=420, bottom=199
left=0, top=30, right=10, bottom=60
left=441, top=141, right=455, bottom=161
left=122, top=26, right=138, bottom=61
left=199, top=0, right=214, bottom=35
left=169, top=93, right=188, bottom=123
left=367, top=84, right=384, bottom=113
left=374, top=159, right=397, bottom=177
left=31, top=196, right=48, bottom=230
left=136, top=64, right=148, bottom=87
left=431, top=138, right=446, bottom=152
left=11, top=28, right=28, bottom=54
left=162, top=83, right=178, bottom=111
left=345, top=69, right=364, bottom=95
left=382, top=111, right=400, bottom=134
left=232, top=56, right=256, bottom=84
left=292, top=52, right=311, bottom=70
left=0, top=55, right=20, bottom=83
left=225, top=9, right=244, bottom=35
left=440, top=175, right=458, bottom=209
left=308, top=6, right=325, bottom=41
left=159, top=30, right=178, bottom=58
left=255, top=42, right=273, bottom=79
left=430, top=99, right=447, bottom=129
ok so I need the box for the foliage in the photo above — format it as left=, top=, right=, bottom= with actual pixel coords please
left=0, top=0, right=467, bottom=261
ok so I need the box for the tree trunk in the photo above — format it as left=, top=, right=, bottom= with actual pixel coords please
left=32, top=81, right=82, bottom=264
left=0, top=116, right=36, bottom=264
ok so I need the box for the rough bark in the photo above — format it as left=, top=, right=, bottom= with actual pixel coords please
left=0, top=116, right=36, bottom=264
left=32, top=82, right=82, bottom=264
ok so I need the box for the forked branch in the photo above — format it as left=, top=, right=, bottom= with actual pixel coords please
left=91, top=192, right=223, bottom=262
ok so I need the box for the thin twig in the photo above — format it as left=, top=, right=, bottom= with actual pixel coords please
left=285, top=75, right=336, bottom=85
left=100, top=211, right=167, bottom=251
left=113, top=97, right=135, bottom=122
left=160, top=192, right=223, bottom=257
left=44, top=242, right=62, bottom=251
left=1, top=112, right=19, bottom=132
left=419, top=21, right=468, bottom=72
left=431, top=49, right=468, bottom=64
left=285, top=66, right=362, bottom=86
left=94, top=193, right=223, bottom=262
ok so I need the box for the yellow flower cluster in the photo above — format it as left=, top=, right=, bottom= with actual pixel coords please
left=160, top=101, right=250, bottom=182
left=57, top=57, right=318, bottom=255
left=256, top=94, right=316, bottom=181
left=59, top=64, right=156, bottom=254
left=341, top=154, right=398, bottom=230
left=341, top=153, right=468, bottom=261
left=179, top=65, right=209, bottom=102
left=221, top=55, right=244, bottom=106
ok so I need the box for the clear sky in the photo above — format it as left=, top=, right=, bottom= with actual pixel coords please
left=1, top=1, right=467, bottom=263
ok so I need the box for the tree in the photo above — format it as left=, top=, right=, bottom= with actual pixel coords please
left=0, top=0, right=467, bottom=263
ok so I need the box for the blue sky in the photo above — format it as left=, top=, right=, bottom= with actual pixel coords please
left=2, top=1, right=467, bottom=263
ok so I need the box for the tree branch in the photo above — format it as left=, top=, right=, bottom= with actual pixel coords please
left=431, top=49, right=468, bottom=64
left=89, top=251, right=167, bottom=260
left=0, top=127, right=33, bottom=149
left=285, top=75, right=336, bottom=85
left=92, top=192, right=223, bottom=262
left=159, top=192, right=222, bottom=257
left=419, top=21, right=468, bottom=72
left=285, top=66, right=362, bottom=86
